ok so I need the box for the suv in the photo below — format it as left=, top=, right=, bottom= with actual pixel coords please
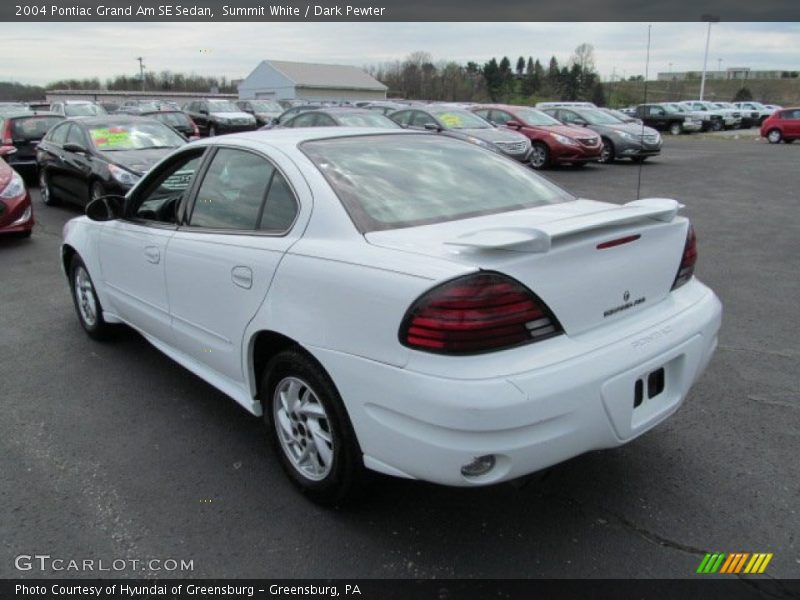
left=633, top=104, right=702, bottom=135
left=183, top=99, right=256, bottom=136
left=680, top=101, right=740, bottom=130
left=760, top=107, right=800, bottom=144
left=471, top=104, right=601, bottom=169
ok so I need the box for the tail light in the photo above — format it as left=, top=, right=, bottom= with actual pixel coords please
left=399, top=272, right=562, bottom=355
left=671, top=224, right=697, bottom=290
left=190, top=118, right=200, bottom=137
left=1, top=119, right=12, bottom=145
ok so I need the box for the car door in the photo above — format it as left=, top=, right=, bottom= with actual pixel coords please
left=98, top=148, right=207, bottom=342
left=164, top=146, right=303, bottom=383
left=60, top=123, right=94, bottom=203
left=38, top=121, right=70, bottom=195
left=785, top=109, right=800, bottom=137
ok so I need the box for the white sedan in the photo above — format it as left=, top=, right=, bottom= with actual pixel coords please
left=61, top=128, right=722, bottom=504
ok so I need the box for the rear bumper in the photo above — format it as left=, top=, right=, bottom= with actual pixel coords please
left=312, top=280, right=722, bottom=486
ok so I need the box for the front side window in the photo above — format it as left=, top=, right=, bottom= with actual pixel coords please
left=285, top=113, right=318, bottom=128
left=410, top=111, right=436, bottom=128
left=131, top=151, right=204, bottom=223
left=491, top=110, right=513, bottom=125
left=65, top=124, right=86, bottom=146
left=48, top=123, right=70, bottom=145
left=302, top=134, right=572, bottom=233
left=189, top=148, right=280, bottom=230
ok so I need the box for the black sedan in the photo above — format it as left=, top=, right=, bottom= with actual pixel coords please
left=0, top=111, right=64, bottom=179
left=139, top=110, right=199, bottom=139
left=36, top=116, right=185, bottom=207
left=279, top=108, right=401, bottom=129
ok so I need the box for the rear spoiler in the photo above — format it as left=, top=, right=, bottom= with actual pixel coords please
left=444, top=198, right=684, bottom=253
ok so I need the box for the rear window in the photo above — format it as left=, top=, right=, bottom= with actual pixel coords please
left=302, top=134, right=572, bottom=232
left=11, top=116, right=63, bottom=140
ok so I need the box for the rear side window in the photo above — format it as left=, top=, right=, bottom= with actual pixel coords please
left=302, top=134, right=572, bottom=233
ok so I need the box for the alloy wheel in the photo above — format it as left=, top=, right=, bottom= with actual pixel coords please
left=273, top=376, right=334, bottom=481
left=74, top=266, right=98, bottom=328
left=767, top=130, right=782, bottom=144
left=530, top=144, right=547, bottom=168
left=39, top=170, right=50, bottom=204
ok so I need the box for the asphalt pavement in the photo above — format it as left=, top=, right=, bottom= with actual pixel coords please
left=1, top=136, right=798, bottom=582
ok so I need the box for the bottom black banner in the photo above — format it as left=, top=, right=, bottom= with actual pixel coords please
left=3, top=579, right=800, bottom=600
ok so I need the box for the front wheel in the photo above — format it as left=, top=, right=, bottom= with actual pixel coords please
left=710, top=120, right=723, bottom=132
left=262, top=349, right=366, bottom=505
left=766, top=129, right=782, bottom=144
left=69, top=256, right=114, bottom=340
left=39, top=169, right=59, bottom=206
left=599, top=138, right=615, bottom=164
left=669, top=122, right=682, bottom=136
left=529, top=142, right=550, bottom=170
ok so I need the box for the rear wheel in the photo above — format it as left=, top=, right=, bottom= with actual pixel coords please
left=599, top=138, right=615, bottom=164
left=669, top=122, right=682, bottom=136
left=39, top=169, right=59, bottom=206
left=262, top=349, right=366, bottom=505
left=766, top=129, right=782, bottom=144
left=69, top=255, right=113, bottom=340
left=529, top=142, right=550, bottom=169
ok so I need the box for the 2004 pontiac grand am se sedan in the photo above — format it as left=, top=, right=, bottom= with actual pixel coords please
left=61, top=128, right=722, bottom=505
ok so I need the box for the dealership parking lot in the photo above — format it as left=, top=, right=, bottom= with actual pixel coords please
left=1, top=137, right=798, bottom=580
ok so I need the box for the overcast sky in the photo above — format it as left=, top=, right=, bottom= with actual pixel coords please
left=1, top=22, right=797, bottom=86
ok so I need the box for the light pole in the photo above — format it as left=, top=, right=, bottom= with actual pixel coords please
left=699, top=15, right=720, bottom=100
left=717, top=58, right=723, bottom=77
left=136, top=57, right=146, bottom=92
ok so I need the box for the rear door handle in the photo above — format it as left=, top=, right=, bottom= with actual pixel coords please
left=231, top=266, right=253, bottom=289
left=144, top=246, right=160, bottom=264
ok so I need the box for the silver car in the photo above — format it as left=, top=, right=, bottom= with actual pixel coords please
left=543, top=107, right=662, bottom=163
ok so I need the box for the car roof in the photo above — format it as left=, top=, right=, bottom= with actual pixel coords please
left=193, top=127, right=418, bottom=152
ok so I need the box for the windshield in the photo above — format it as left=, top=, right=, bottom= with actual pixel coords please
left=65, top=103, right=107, bottom=117
left=207, top=100, right=239, bottom=112
left=302, top=134, right=572, bottom=232
left=577, top=109, right=624, bottom=125
left=251, top=101, right=282, bottom=113
left=88, top=121, right=186, bottom=151
left=513, top=108, right=561, bottom=126
left=428, top=108, right=491, bottom=130
left=336, top=113, right=400, bottom=128
left=11, top=116, right=63, bottom=140
left=149, top=111, right=192, bottom=128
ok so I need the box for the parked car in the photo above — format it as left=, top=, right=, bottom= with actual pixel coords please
left=0, top=111, right=64, bottom=179
left=732, top=102, right=774, bottom=125
left=543, top=107, right=662, bottom=163
left=62, top=128, right=722, bottom=504
left=183, top=99, right=257, bottom=136
left=471, top=104, right=601, bottom=169
left=712, top=102, right=755, bottom=128
left=389, top=106, right=532, bottom=162
left=236, top=100, right=284, bottom=127
left=119, top=99, right=173, bottom=114
left=37, top=115, right=186, bottom=207
left=535, top=101, right=597, bottom=110
left=760, top=107, right=800, bottom=144
left=680, top=101, right=740, bottom=130
left=660, top=103, right=719, bottom=132
left=632, top=104, right=701, bottom=135
left=280, top=108, right=400, bottom=129
left=140, top=109, right=199, bottom=139
left=0, top=102, right=30, bottom=116
left=49, top=101, right=108, bottom=118
left=0, top=147, right=34, bottom=237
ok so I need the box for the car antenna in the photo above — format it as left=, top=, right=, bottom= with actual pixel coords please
left=636, top=24, right=652, bottom=200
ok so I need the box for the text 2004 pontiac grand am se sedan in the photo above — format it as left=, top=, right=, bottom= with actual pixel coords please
left=61, top=128, right=722, bottom=504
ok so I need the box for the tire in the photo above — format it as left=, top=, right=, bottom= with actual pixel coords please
left=785, top=139, right=795, bottom=144
left=39, top=168, right=59, bottom=206
left=69, top=255, right=114, bottom=340
left=669, top=122, right=682, bottom=136
left=262, top=349, right=366, bottom=505
left=766, top=129, right=782, bottom=144
left=529, top=142, right=550, bottom=170
left=90, top=180, right=106, bottom=204
left=599, top=138, right=615, bottom=164
left=710, top=120, right=723, bottom=132
left=208, top=124, right=217, bottom=137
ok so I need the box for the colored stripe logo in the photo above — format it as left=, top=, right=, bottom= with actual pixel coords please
left=697, top=552, right=773, bottom=574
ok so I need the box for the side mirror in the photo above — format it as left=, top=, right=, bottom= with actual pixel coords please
left=573, top=119, right=588, bottom=126
left=63, top=142, right=87, bottom=154
left=424, top=122, right=442, bottom=132
left=86, top=195, right=123, bottom=222
left=505, top=120, right=523, bottom=128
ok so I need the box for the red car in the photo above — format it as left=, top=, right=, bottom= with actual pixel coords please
left=760, top=107, right=800, bottom=144
left=471, top=104, right=603, bottom=169
left=0, top=148, right=34, bottom=237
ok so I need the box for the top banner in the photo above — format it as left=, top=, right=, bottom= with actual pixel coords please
left=4, top=0, right=800, bottom=21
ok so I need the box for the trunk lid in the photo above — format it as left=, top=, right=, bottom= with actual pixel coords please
left=366, top=198, right=689, bottom=335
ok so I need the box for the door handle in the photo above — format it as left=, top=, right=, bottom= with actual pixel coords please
left=144, top=246, right=160, bottom=264
left=231, top=266, right=253, bottom=289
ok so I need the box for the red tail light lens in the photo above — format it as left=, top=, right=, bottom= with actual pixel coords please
left=671, top=224, right=697, bottom=290
left=400, top=272, right=563, bottom=355
left=1, top=119, right=12, bottom=145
